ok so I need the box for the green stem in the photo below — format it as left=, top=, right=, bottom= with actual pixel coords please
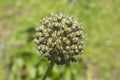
left=41, top=61, right=55, bottom=80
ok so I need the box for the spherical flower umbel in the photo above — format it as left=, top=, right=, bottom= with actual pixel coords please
left=34, top=13, right=85, bottom=65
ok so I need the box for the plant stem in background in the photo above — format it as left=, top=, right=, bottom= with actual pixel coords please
left=41, top=61, right=55, bottom=80
left=0, top=43, right=9, bottom=80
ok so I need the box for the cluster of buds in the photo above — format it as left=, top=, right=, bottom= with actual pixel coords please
left=34, top=13, right=85, bottom=65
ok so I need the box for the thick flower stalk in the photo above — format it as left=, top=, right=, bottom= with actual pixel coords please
left=34, top=13, right=85, bottom=65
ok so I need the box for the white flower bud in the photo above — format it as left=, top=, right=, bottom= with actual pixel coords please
left=38, top=46, right=42, bottom=50
left=40, top=25, right=44, bottom=30
left=48, top=38, right=52, bottom=43
left=52, top=32, right=57, bottom=37
left=36, top=32, right=42, bottom=37
left=65, top=46, right=70, bottom=50
left=76, top=31, right=83, bottom=36
left=66, top=40, right=71, bottom=45
left=39, top=37, right=44, bottom=41
left=78, top=45, right=82, bottom=49
left=75, top=50, right=79, bottom=54
left=36, top=27, right=40, bottom=31
left=34, top=39, right=39, bottom=44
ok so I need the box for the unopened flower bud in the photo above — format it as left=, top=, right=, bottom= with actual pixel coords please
left=34, top=13, right=86, bottom=65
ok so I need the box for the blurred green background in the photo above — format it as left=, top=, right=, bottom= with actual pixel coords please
left=0, top=0, right=120, bottom=80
